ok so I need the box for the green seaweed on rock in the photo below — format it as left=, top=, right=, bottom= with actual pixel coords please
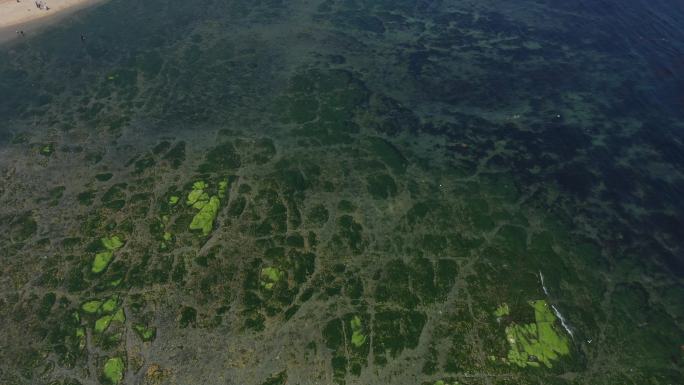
left=186, top=181, right=222, bottom=236
left=92, top=251, right=113, bottom=273
left=101, top=236, right=123, bottom=251
left=81, top=300, right=102, bottom=313
left=101, top=297, right=118, bottom=313
left=102, top=357, right=124, bottom=384
left=186, top=181, right=210, bottom=208
left=95, top=314, right=113, bottom=333
left=189, top=196, right=220, bottom=236
left=39, top=143, right=54, bottom=156
left=503, top=300, right=570, bottom=368
left=133, top=324, right=156, bottom=342
left=260, top=266, right=284, bottom=290
left=350, top=316, right=367, bottom=348
left=112, top=308, right=125, bottom=322
left=218, top=180, right=229, bottom=197
left=92, top=236, right=124, bottom=273
left=494, top=303, right=510, bottom=318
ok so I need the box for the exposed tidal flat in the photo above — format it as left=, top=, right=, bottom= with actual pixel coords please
left=0, top=0, right=683, bottom=385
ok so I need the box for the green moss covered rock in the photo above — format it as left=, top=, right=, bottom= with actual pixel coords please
left=103, top=357, right=124, bottom=384
left=189, top=196, right=220, bottom=236
left=503, top=300, right=570, bottom=368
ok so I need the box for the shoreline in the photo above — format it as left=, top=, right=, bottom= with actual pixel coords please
left=0, top=0, right=106, bottom=45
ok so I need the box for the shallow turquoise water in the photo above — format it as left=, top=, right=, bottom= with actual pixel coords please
left=0, top=1, right=683, bottom=384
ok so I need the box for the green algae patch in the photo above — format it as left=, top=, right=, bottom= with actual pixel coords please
left=133, top=324, right=156, bottom=342
left=112, top=308, right=126, bottom=322
left=81, top=300, right=102, bottom=313
left=76, top=327, right=86, bottom=349
left=102, top=235, right=124, bottom=251
left=101, top=297, right=118, bottom=313
left=40, top=143, right=54, bottom=156
left=494, top=303, right=510, bottom=318
left=185, top=180, right=222, bottom=236
left=92, top=251, right=113, bottom=273
left=103, top=357, right=124, bottom=384
left=168, top=195, right=179, bottom=205
left=189, top=196, right=220, bottom=236
left=218, top=180, right=229, bottom=197
left=186, top=181, right=210, bottom=208
left=101, top=235, right=123, bottom=251
left=503, top=300, right=570, bottom=368
left=260, top=266, right=284, bottom=290
left=95, top=314, right=113, bottom=333
left=92, top=236, right=124, bottom=273
left=350, top=315, right=367, bottom=348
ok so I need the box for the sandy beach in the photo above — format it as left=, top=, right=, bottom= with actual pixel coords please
left=0, top=0, right=104, bottom=43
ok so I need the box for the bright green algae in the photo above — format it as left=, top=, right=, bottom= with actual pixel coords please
left=95, top=314, right=113, bottom=333
left=103, top=357, right=124, bottom=384
left=92, top=236, right=124, bottom=273
left=101, top=235, right=124, bottom=251
left=503, top=300, right=570, bottom=368
left=218, top=180, right=228, bottom=196
left=112, top=308, right=125, bottom=322
left=260, top=266, right=283, bottom=290
left=95, top=303, right=118, bottom=333
left=101, top=297, right=118, bottom=313
left=92, top=252, right=113, bottom=273
left=494, top=303, right=510, bottom=318
left=134, top=324, right=156, bottom=342
left=186, top=180, right=225, bottom=236
left=81, top=300, right=102, bottom=313
left=350, top=316, right=366, bottom=348
left=186, top=181, right=210, bottom=209
left=189, top=196, right=220, bottom=236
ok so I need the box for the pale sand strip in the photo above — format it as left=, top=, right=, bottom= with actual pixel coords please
left=0, top=0, right=106, bottom=44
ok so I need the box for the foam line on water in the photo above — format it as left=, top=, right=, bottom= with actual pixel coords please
left=539, top=270, right=574, bottom=339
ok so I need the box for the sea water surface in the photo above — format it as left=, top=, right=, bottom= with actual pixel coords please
left=0, top=1, right=683, bottom=384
